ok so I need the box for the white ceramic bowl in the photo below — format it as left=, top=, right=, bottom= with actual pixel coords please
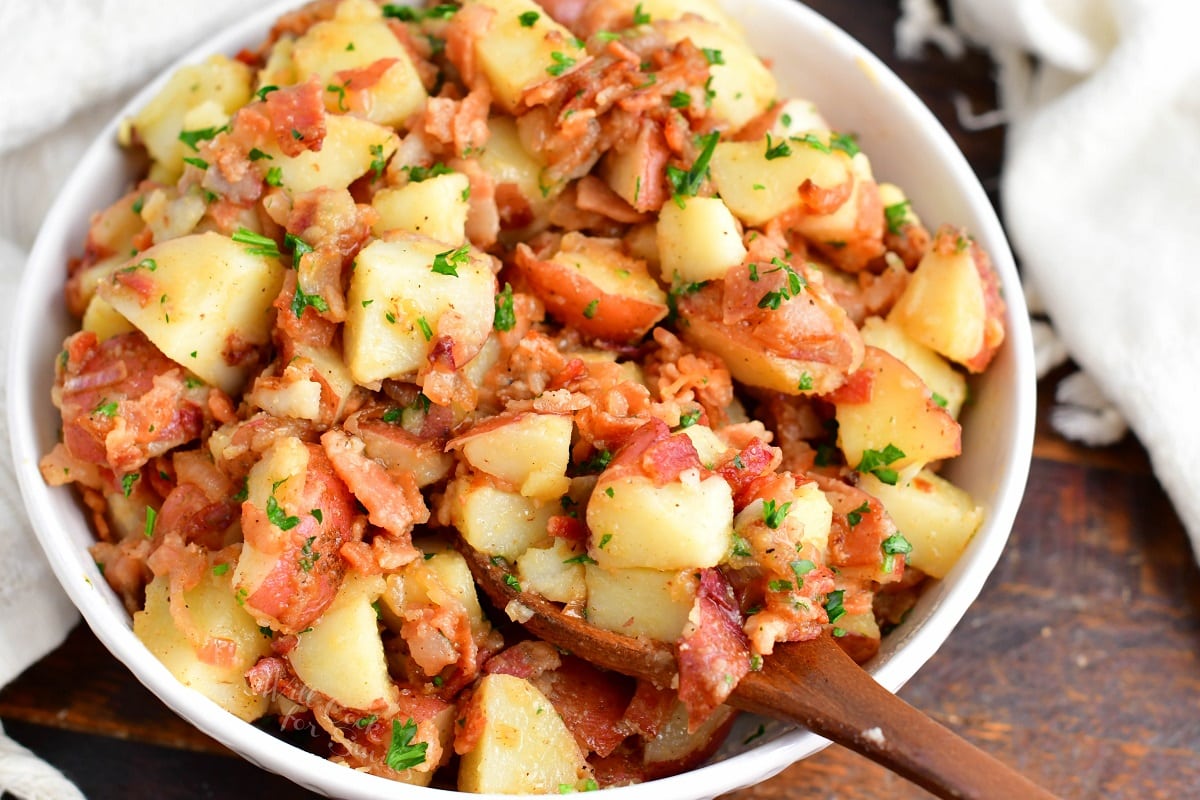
left=8, top=1, right=1036, bottom=797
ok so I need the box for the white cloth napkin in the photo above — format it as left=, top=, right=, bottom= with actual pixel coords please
left=0, top=2, right=247, bottom=796
left=899, top=0, right=1200, bottom=558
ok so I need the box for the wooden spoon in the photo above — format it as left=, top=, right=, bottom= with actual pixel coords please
left=458, top=541, right=1060, bottom=800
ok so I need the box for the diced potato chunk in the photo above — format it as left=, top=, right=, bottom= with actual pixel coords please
left=518, top=538, right=587, bottom=604
left=96, top=232, right=286, bottom=395
left=289, top=571, right=397, bottom=711
left=656, top=196, right=746, bottom=283
left=456, top=413, right=573, bottom=500
left=256, top=114, right=399, bottom=194
left=658, top=17, right=775, bottom=131
left=584, top=565, right=696, bottom=641
left=709, top=138, right=851, bottom=227
left=734, top=478, right=833, bottom=556
left=411, top=538, right=491, bottom=638
left=888, top=244, right=987, bottom=367
left=859, top=469, right=983, bottom=579
left=343, top=235, right=494, bottom=386
left=478, top=115, right=555, bottom=217
left=122, top=55, right=253, bottom=183
left=834, top=347, right=961, bottom=480
left=372, top=172, right=471, bottom=245
left=458, top=673, right=591, bottom=793
left=859, top=316, right=966, bottom=418
left=289, top=0, right=427, bottom=127
left=134, top=570, right=273, bottom=722
left=587, top=473, right=733, bottom=570
left=443, top=478, right=556, bottom=561
left=81, top=295, right=135, bottom=341
left=770, top=98, right=829, bottom=137
left=468, top=0, right=588, bottom=112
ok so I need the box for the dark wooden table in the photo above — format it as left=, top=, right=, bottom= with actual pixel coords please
left=4, top=2, right=1199, bottom=798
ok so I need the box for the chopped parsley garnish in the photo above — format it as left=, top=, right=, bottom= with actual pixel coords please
left=701, top=48, right=724, bottom=65
left=519, top=10, right=539, bottom=26
left=383, top=3, right=456, bottom=21
left=767, top=579, right=793, bottom=592
left=884, top=200, right=913, bottom=235
left=604, top=486, right=615, bottom=498
left=503, top=574, right=522, bottom=592
left=417, top=316, right=433, bottom=341
left=264, top=166, right=283, bottom=187
left=291, top=283, right=330, bottom=318
left=830, top=132, right=860, bottom=156
left=385, top=718, right=428, bottom=772
left=493, top=282, right=516, bottom=332
left=93, top=399, right=119, bottom=418
left=743, top=723, right=766, bottom=744
left=144, top=506, right=157, bottom=539
left=121, top=473, right=139, bottom=498
left=598, top=533, right=612, bottom=549
left=232, top=227, right=281, bottom=258
left=403, top=162, right=453, bottom=182
left=131, top=195, right=145, bottom=214
left=797, top=372, right=814, bottom=391
left=824, top=589, right=846, bottom=623
left=178, top=125, right=227, bottom=151
left=211, top=563, right=230, bottom=576
left=356, top=714, right=378, bottom=729
left=669, top=90, right=691, bottom=109
left=790, top=559, right=816, bottom=586
left=932, top=392, right=949, bottom=408
left=182, top=156, right=209, bottom=171
left=632, top=3, right=651, bottom=24
left=369, top=143, right=388, bottom=179
left=311, top=509, right=324, bottom=524
left=248, top=148, right=272, bottom=161
left=881, top=532, right=913, bottom=573
left=761, top=499, right=792, bottom=529
left=291, top=128, right=304, bottom=141
left=562, top=553, right=598, bottom=565
left=730, top=534, right=753, bottom=558
left=284, top=233, right=313, bottom=269
left=298, top=536, right=320, bottom=572
left=382, top=407, right=404, bottom=424
left=255, top=84, right=278, bottom=102
left=232, top=477, right=249, bottom=503
left=856, top=443, right=905, bottom=485
left=764, top=133, right=791, bottom=160
left=582, top=298, right=599, bottom=319
left=666, top=130, right=719, bottom=204
left=326, top=82, right=348, bottom=112
left=677, top=408, right=701, bottom=428
left=846, top=501, right=871, bottom=527
left=580, top=449, right=612, bottom=473
left=546, top=51, right=577, bottom=77
left=431, top=243, right=470, bottom=276
left=266, top=483, right=300, bottom=531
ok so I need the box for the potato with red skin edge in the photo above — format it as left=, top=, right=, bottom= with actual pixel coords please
left=234, top=437, right=361, bottom=635
left=887, top=225, right=1006, bottom=373
left=514, top=234, right=668, bottom=343
left=832, top=346, right=961, bottom=483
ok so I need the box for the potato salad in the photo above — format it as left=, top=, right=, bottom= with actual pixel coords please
left=41, top=0, right=1007, bottom=792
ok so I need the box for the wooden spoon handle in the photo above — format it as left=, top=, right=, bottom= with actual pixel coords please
left=733, top=636, right=1060, bottom=800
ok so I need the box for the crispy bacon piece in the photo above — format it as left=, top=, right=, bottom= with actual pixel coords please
left=606, top=418, right=705, bottom=486
left=321, top=429, right=428, bottom=570
left=55, top=331, right=210, bottom=474
left=676, top=569, right=750, bottom=729
left=484, top=640, right=562, bottom=680
left=265, top=78, right=327, bottom=157
left=531, top=656, right=636, bottom=758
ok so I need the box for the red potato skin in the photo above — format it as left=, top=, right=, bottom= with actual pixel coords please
left=514, top=243, right=668, bottom=343
left=240, top=443, right=362, bottom=634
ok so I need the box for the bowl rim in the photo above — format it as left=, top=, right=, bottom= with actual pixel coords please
left=7, top=1, right=1036, bottom=797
